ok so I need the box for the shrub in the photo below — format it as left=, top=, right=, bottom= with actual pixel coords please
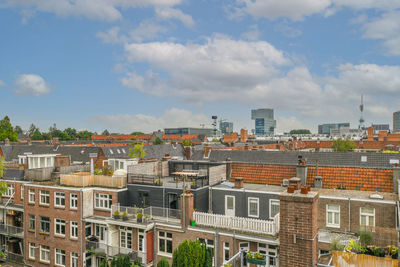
left=358, top=230, right=373, bottom=246
left=330, top=237, right=344, bottom=251
left=157, top=257, right=170, bottom=267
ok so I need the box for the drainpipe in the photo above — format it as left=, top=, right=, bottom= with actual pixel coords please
left=208, top=186, right=212, bottom=213
left=348, top=198, right=351, bottom=233
left=80, top=190, right=84, bottom=267
left=153, top=224, right=157, bottom=266
left=215, top=230, right=219, bottom=267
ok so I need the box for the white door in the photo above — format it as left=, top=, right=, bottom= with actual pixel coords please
left=225, top=195, right=235, bottom=217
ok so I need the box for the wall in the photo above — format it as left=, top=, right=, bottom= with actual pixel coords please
left=209, top=165, right=226, bottom=185
left=59, top=164, right=89, bottom=174
left=25, top=167, right=54, bottom=181
left=127, top=161, right=168, bottom=177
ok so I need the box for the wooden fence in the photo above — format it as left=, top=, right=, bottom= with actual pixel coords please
left=60, top=174, right=126, bottom=188
left=332, top=251, right=398, bottom=267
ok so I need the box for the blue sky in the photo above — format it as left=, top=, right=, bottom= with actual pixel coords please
left=0, top=0, right=399, bottom=134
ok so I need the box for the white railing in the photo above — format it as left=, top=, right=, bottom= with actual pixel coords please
left=193, top=212, right=279, bottom=236
left=111, top=205, right=180, bottom=223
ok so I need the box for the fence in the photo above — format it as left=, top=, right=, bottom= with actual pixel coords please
left=193, top=212, right=279, bottom=236
left=332, top=251, right=398, bottom=267
left=60, top=174, right=126, bottom=188
left=111, top=205, right=180, bottom=223
left=0, top=224, right=23, bottom=237
left=7, top=252, right=24, bottom=264
left=85, top=240, right=141, bottom=260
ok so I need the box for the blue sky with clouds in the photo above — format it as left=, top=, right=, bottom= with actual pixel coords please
left=1, top=0, right=399, bottom=134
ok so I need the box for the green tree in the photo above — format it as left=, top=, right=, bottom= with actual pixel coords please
left=157, top=257, right=170, bottom=267
left=172, top=240, right=206, bottom=267
left=31, top=128, right=43, bottom=140
left=182, top=140, right=192, bottom=147
left=203, top=247, right=212, bottom=267
left=0, top=157, right=5, bottom=177
left=14, top=125, right=23, bottom=135
left=289, top=129, right=311, bottom=134
left=0, top=116, right=18, bottom=142
left=129, top=143, right=146, bottom=159
left=102, top=129, right=110, bottom=135
left=0, top=157, right=9, bottom=195
left=64, top=127, right=77, bottom=140
left=78, top=130, right=93, bottom=140
left=131, top=132, right=145, bottom=135
left=28, top=123, right=37, bottom=136
left=153, top=137, right=164, bottom=145
left=211, top=138, right=219, bottom=142
left=332, top=138, right=356, bottom=152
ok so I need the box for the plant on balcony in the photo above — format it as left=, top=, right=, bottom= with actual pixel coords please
left=224, top=265, right=232, bottom=267
left=157, top=257, right=170, bottom=267
left=247, top=252, right=266, bottom=265
left=358, top=230, right=373, bottom=246
left=0, top=251, right=5, bottom=260
left=137, top=212, right=143, bottom=223
left=190, top=217, right=196, bottom=226
left=113, top=210, right=120, bottom=219
left=122, top=212, right=128, bottom=221
left=329, top=236, right=344, bottom=251
left=190, top=180, right=197, bottom=189
left=155, top=178, right=163, bottom=185
left=345, top=240, right=399, bottom=259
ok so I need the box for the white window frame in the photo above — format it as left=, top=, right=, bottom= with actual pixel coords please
left=40, top=245, right=50, bottom=263
left=269, top=199, right=280, bottom=219
left=95, top=193, right=112, bottom=210
left=29, top=242, right=36, bottom=259
left=158, top=231, right=173, bottom=256
left=54, top=192, right=65, bottom=208
left=40, top=216, right=50, bottom=233
left=248, top=197, right=259, bottom=218
left=138, top=229, right=145, bottom=252
left=326, top=204, right=340, bottom=228
left=21, top=185, right=24, bottom=200
left=360, top=207, right=375, bottom=227
left=120, top=227, right=132, bottom=249
left=28, top=214, right=35, bottom=231
left=4, top=184, right=15, bottom=197
left=71, top=252, right=78, bottom=267
left=28, top=189, right=35, bottom=204
left=39, top=190, right=50, bottom=205
left=55, top=218, right=66, bottom=236
left=223, top=242, right=230, bottom=263
left=71, top=221, right=78, bottom=239
left=55, top=248, right=66, bottom=266
left=70, top=193, right=78, bottom=209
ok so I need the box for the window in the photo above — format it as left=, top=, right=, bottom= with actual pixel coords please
left=70, top=193, right=78, bottom=209
left=95, top=224, right=106, bottom=241
left=21, top=186, right=24, bottom=200
left=159, top=231, right=173, bottom=255
left=138, top=229, right=145, bottom=252
left=248, top=197, right=259, bottom=218
left=55, top=219, right=66, bottom=236
left=40, top=216, right=50, bottom=233
left=225, top=195, right=235, bottom=217
left=224, top=242, right=230, bottom=262
left=55, top=248, right=66, bottom=266
left=55, top=192, right=65, bottom=207
left=269, top=199, right=280, bottom=219
left=29, top=243, right=36, bottom=259
left=120, top=227, right=132, bottom=249
left=95, top=193, right=112, bottom=210
left=199, top=238, right=215, bottom=266
left=326, top=204, right=340, bottom=228
left=29, top=189, right=35, bottom=203
left=40, top=245, right=50, bottom=263
left=360, top=207, right=375, bottom=227
left=71, top=252, right=78, bottom=267
left=71, top=221, right=78, bottom=239
left=85, top=223, right=92, bottom=237
left=29, top=214, right=35, bottom=231
left=40, top=190, right=50, bottom=205
left=4, top=184, right=15, bottom=197
left=139, top=191, right=149, bottom=207
left=257, top=243, right=277, bottom=266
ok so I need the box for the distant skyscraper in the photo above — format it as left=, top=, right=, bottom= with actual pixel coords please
left=394, top=111, right=400, bottom=132
left=318, top=123, right=350, bottom=135
left=219, top=121, right=233, bottom=134
left=251, top=109, right=276, bottom=135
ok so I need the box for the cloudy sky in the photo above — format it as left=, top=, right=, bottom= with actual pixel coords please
left=1, top=0, right=399, bottom=134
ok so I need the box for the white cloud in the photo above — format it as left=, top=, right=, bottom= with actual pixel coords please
left=97, top=27, right=125, bottom=44
left=155, top=7, right=194, bottom=28
left=0, top=80, right=6, bottom=87
left=87, top=108, right=209, bottom=133
left=129, top=21, right=169, bottom=42
left=276, top=116, right=312, bottom=133
left=1, top=0, right=183, bottom=22
left=274, top=24, right=302, bottom=38
left=14, top=74, right=52, bottom=96
left=241, top=25, right=261, bottom=41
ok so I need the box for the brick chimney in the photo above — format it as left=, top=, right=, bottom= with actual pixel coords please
left=240, top=129, right=248, bottom=143
left=289, top=177, right=301, bottom=190
left=233, top=177, right=244, bottom=189
left=180, top=192, right=194, bottom=228
left=279, top=190, right=319, bottom=267
left=162, top=154, right=171, bottom=161
left=296, top=156, right=308, bottom=186
left=368, top=126, right=374, bottom=141
left=244, top=144, right=249, bottom=150
left=393, top=165, right=400, bottom=194
left=184, top=146, right=191, bottom=160
left=226, top=158, right=232, bottom=181
left=204, top=144, right=211, bottom=158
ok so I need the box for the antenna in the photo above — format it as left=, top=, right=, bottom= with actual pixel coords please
left=359, top=94, right=365, bottom=129
left=212, top=116, right=218, bottom=137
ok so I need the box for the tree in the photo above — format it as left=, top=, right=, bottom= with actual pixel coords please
left=14, top=125, right=23, bottom=135
left=211, top=138, right=219, bottom=143
left=28, top=123, right=37, bottom=136
left=182, top=140, right=192, bottom=147
left=102, top=129, right=110, bottom=135
left=129, top=143, right=146, bottom=159
left=78, top=130, right=93, bottom=140
left=203, top=247, right=212, bottom=267
left=64, top=127, right=77, bottom=140
left=290, top=129, right=311, bottom=135
left=0, top=116, right=18, bottom=142
left=157, top=257, right=170, bottom=267
left=172, top=240, right=206, bottom=267
left=131, top=132, right=145, bottom=135
left=0, top=157, right=8, bottom=196
left=154, top=137, right=164, bottom=145
left=332, top=138, right=356, bottom=152
left=31, top=128, right=43, bottom=140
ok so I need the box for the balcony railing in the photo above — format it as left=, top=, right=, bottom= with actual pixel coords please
left=111, top=205, right=180, bottom=223
left=0, top=224, right=24, bottom=238
left=193, top=212, right=280, bottom=236
left=7, top=252, right=24, bottom=264
left=85, top=240, right=141, bottom=260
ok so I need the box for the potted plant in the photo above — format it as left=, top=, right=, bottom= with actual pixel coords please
left=0, top=251, right=6, bottom=262
left=137, top=213, right=143, bottom=223
left=155, top=178, right=163, bottom=186
left=224, top=265, right=232, bottom=267
left=113, top=210, right=120, bottom=219
left=122, top=212, right=128, bottom=221
left=143, top=213, right=151, bottom=223
left=190, top=217, right=196, bottom=226
left=247, top=252, right=266, bottom=265
left=191, top=180, right=197, bottom=189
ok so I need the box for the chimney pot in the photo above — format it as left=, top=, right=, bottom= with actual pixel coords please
left=289, top=177, right=301, bottom=190
left=234, top=177, right=244, bottom=189
left=301, top=186, right=308, bottom=194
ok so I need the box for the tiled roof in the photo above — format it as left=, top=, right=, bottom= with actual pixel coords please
left=162, top=134, right=180, bottom=140
left=231, top=163, right=296, bottom=185
left=91, top=135, right=152, bottom=140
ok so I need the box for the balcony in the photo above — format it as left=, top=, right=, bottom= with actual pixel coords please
left=0, top=224, right=24, bottom=238
left=85, top=240, right=142, bottom=261
left=192, top=212, right=280, bottom=236
left=110, top=205, right=181, bottom=225
left=6, top=252, right=24, bottom=264
left=60, top=173, right=126, bottom=188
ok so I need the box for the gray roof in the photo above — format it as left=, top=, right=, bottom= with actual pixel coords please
left=102, top=144, right=185, bottom=160
left=191, top=150, right=400, bottom=169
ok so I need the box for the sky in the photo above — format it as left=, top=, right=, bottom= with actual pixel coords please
left=0, top=0, right=399, bottom=134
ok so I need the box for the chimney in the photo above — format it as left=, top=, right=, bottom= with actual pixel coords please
left=296, top=156, right=308, bottom=186
left=234, top=177, right=244, bottom=189
left=4, top=138, right=10, bottom=146
left=27, top=138, right=32, bottom=146
left=162, top=154, right=171, bottom=161
left=314, top=176, right=323, bottom=188
left=184, top=146, right=191, bottom=160
left=244, top=144, right=249, bottom=150
left=393, top=165, right=400, bottom=194
left=180, top=191, right=194, bottom=228
left=204, top=144, right=211, bottom=158
left=240, top=129, right=248, bottom=143
left=226, top=158, right=232, bottom=181
left=289, top=177, right=301, bottom=190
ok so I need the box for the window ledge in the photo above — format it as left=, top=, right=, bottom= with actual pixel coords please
left=39, top=260, right=50, bottom=265
left=158, top=252, right=172, bottom=258
left=326, top=224, right=340, bottom=229
left=39, top=204, right=50, bottom=207
left=54, top=234, right=66, bottom=238
left=54, top=206, right=65, bottom=209
left=28, top=202, right=35, bottom=205
left=28, top=229, right=35, bottom=233
left=39, top=232, right=50, bottom=235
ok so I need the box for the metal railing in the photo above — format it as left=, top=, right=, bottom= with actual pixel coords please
left=193, top=212, right=279, bottom=236
left=0, top=224, right=24, bottom=237
left=7, top=251, right=24, bottom=264
left=85, top=240, right=141, bottom=260
left=128, top=175, right=160, bottom=185
left=111, top=205, right=180, bottom=223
